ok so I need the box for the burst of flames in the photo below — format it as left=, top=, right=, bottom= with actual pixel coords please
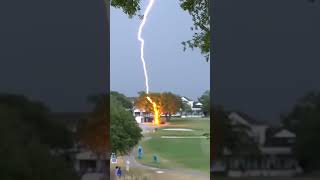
left=146, top=96, right=160, bottom=126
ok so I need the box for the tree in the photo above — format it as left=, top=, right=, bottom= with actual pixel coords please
left=108, top=0, right=210, bottom=61
left=212, top=106, right=259, bottom=160
left=181, top=101, right=192, bottom=116
left=79, top=94, right=109, bottom=157
left=180, top=0, right=210, bottom=61
left=110, top=91, right=133, bottom=109
left=282, top=91, right=320, bottom=171
left=198, top=90, right=210, bottom=117
left=110, top=94, right=142, bottom=154
left=108, top=0, right=142, bottom=18
left=161, top=92, right=182, bottom=121
left=0, top=94, right=73, bottom=150
left=134, top=91, right=182, bottom=121
left=0, top=94, right=79, bottom=180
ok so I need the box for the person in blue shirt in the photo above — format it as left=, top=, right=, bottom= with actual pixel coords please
left=114, top=166, right=118, bottom=177
left=117, top=167, right=122, bottom=178
left=138, top=145, right=143, bottom=159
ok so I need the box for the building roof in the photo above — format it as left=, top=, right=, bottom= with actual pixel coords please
left=193, top=102, right=203, bottom=108
left=266, top=127, right=296, bottom=138
left=181, top=96, right=192, bottom=102
left=231, top=111, right=265, bottom=125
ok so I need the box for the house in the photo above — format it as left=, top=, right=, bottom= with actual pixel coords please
left=180, top=96, right=204, bottom=118
left=212, top=111, right=302, bottom=177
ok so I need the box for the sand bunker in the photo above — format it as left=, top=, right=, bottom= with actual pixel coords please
left=161, top=136, right=207, bottom=139
left=162, top=128, right=194, bottom=131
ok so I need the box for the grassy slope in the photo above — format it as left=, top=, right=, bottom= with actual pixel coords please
left=138, top=118, right=210, bottom=172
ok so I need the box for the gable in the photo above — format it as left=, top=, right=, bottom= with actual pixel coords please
left=274, top=129, right=296, bottom=138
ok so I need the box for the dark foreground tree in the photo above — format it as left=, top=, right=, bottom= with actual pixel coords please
left=212, top=106, right=259, bottom=160
left=79, top=94, right=108, bottom=156
left=81, top=92, right=142, bottom=155
left=0, top=94, right=79, bottom=180
left=282, top=91, right=320, bottom=171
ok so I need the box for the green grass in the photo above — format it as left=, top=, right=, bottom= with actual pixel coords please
left=137, top=118, right=210, bottom=172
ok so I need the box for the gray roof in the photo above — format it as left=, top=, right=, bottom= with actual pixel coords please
left=233, top=111, right=265, bottom=125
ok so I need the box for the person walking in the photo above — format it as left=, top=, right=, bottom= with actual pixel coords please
left=117, top=167, right=122, bottom=179
left=114, top=166, right=119, bottom=178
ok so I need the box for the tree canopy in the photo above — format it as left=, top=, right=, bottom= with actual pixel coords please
left=180, top=0, right=210, bottom=61
left=198, top=90, right=210, bottom=117
left=110, top=91, right=133, bottom=109
left=81, top=92, right=142, bottom=155
left=282, top=91, right=320, bottom=171
left=110, top=94, right=142, bottom=154
left=134, top=91, right=182, bottom=120
left=0, top=94, right=78, bottom=180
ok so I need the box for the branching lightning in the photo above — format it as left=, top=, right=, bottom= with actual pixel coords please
left=137, top=0, right=160, bottom=126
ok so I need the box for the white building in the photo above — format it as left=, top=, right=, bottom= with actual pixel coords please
left=180, top=96, right=204, bottom=118
left=213, top=111, right=302, bottom=177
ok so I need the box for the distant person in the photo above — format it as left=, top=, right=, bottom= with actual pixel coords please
left=138, top=145, right=143, bottom=159
left=117, top=167, right=122, bottom=178
left=126, top=160, right=130, bottom=172
left=115, top=166, right=119, bottom=177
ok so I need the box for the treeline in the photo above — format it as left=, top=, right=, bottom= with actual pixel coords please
left=134, top=90, right=210, bottom=119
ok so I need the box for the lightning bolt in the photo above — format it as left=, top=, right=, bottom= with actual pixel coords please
left=137, top=0, right=159, bottom=126
left=138, top=0, right=155, bottom=94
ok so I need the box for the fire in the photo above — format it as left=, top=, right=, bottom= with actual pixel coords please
left=146, top=96, right=160, bottom=126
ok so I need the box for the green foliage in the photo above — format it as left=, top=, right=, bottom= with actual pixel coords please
left=180, top=0, right=210, bottom=61
left=111, top=93, right=142, bottom=155
left=0, top=94, right=78, bottom=180
left=282, top=91, right=320, bottom=170
left=110, top=91, right=133, bottom=109
left=109, top=0, right=142, bottom=17
left=198, top=90, right=210, bottom=116
left=181, top=101, right=192, bottom=113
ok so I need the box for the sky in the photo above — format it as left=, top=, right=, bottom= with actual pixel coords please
left=213, top=0, right=320, bottom=123
left=0, top=0, right=108, bottom=112
left=110, top=0, right=210, bottom=101
left=3, top=0, right=318, bottom=121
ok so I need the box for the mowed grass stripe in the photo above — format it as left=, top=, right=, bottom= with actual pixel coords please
left=138, top=118, right=210, bottom=172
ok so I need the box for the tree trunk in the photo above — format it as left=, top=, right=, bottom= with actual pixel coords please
left=165, top=113, right=169, bottom=121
